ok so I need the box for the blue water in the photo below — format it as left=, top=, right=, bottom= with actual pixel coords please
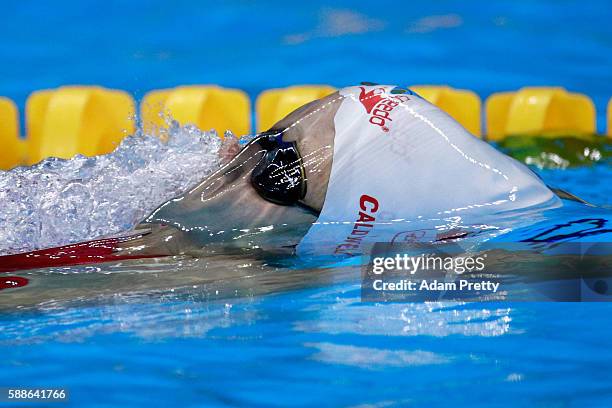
left=2, top=1, right=612, bottom=407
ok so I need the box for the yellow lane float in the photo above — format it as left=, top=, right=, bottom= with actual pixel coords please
left=485, top=87, right=595, bottom=141
left=141, top=85, right=250, bottom=137
left=2, top=84, right=609, bottom=170
left=607, top=98, right=612, bottom=137
left=0, top=97, right=24, bottom=170
left=256, top=85, right=337, bottom=132
left=410, top=85, right=482, bottom=137
left=26, top=86, right=135, bottom=165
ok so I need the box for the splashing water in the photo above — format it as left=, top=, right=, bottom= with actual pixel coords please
left=0, top=123, right=233, bottom=255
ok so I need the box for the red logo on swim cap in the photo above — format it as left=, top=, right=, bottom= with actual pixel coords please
left=357, top=86, right=410, bottom=132
left=359, top=87, right=385, bottom=114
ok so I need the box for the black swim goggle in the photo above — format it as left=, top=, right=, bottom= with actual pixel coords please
left=248, top=132, right=319, bottom=215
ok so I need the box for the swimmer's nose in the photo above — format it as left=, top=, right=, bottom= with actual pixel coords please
left=218, top=133, right=242, bottom=165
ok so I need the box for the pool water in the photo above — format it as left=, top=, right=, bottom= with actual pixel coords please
left=2, top=1, right=612, bottom=407
left=1, top=144, right=610, bottom=408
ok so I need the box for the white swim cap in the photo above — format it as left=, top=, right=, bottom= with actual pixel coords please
left=297, top=85, right=560, bottom=257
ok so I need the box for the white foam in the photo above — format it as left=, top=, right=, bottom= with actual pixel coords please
left=0, top=122, right=227, bottom=255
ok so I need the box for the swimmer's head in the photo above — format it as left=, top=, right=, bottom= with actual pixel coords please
left=138, top=82, right=558, bottom=258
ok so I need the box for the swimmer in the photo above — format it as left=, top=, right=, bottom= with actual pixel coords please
left=0, top=84, right=559, bottom=271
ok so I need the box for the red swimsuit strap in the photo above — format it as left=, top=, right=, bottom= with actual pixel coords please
left=0, top=236, right=160, bottom=273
